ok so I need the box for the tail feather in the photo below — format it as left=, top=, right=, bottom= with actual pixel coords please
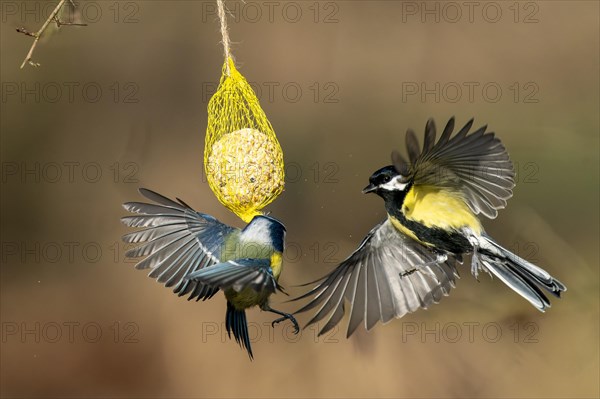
left=476, top=235, right=566, bottom=311
left=499, top=244, right=566, bottom=296
left=479, top=256, right=551, bottom=310
left=225, top=301, right=253, bottom=359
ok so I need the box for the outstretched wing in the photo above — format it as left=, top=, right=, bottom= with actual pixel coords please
left=121, top=188, right=237, bottom=301
left=393, top=117, right=515, bottom=219
left=186, top=258, right=283, bottom=295
left=293, top=219, right=458, bottom=337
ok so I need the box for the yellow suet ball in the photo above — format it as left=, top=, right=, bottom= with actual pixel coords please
left=206, top=128, right=284, bottom=220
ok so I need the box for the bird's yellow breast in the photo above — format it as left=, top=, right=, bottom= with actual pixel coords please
left=401, top=185, right=482, bottom=234
left=270, top=252, right=283, bottom=280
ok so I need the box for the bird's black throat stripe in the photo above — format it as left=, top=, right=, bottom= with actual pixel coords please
left=380, top=187, right=473, bottom=255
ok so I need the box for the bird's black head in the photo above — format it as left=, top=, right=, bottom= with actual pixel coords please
left=362, top=165, right=411, bottom=199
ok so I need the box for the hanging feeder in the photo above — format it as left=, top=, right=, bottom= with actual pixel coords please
left=204, top=54, right=284, bottom=222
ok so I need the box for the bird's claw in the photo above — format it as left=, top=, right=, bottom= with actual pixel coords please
left=400, top=268, right=417, bottom=278
left=400, top=252, right=448, bottom=279
left=271, top=313, right=300, bottom=334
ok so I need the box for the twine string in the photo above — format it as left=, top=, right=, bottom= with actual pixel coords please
left=216, top=0, right=232, bottom=75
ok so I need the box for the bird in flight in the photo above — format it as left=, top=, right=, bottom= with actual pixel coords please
left=121, top=188, right=298, bottom=359
left=293, top=117, right=566, bottom=337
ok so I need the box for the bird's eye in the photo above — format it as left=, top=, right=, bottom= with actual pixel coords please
left=383, top=176, right=391, bottom=183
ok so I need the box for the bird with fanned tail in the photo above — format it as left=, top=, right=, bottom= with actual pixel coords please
left=293, top=117, right=566, bottom=337
left=121, top=189, right=298, bottom=359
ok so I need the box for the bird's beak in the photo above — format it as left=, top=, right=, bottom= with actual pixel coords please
left=362, top=183, right=377, bottom=194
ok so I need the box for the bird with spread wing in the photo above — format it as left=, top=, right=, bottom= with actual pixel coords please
left=293, top=117, right=566, bottom=337
left=121, top=189, right=298, bottom=359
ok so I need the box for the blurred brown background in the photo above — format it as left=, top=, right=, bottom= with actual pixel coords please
left=1, top=1, right=598, bottom=398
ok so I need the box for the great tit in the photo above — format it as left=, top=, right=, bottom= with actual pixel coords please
left=294, top=117, right=566, bottom=337
left=121, top=188, right=298, bottom=359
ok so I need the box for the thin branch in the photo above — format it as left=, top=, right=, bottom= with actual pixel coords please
left=16, top=0, right=85, bottom=69
left=53, top=16, right=87, bottom=28
left=16, top=28, right=36, bottom=37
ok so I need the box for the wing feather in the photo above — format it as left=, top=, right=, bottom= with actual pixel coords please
left=121, top=188, right=237, bottom=301
left=405, top=129, right=421, bottom=164
left=186, top=258, right=280, bottom=295
left=293, top=220, right=457, bottom=337
left=395, top=117, right=515, bottom=219
left=347, top=263, right=367, bottom=337
left=365, top=250, right=381, bottom=330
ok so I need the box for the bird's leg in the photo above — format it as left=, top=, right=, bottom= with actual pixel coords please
left=471, top=249, right=482, bottom=281
left=466, top=235, right=491, bottom=281
left=400, top=253, right=448, bottom=280
left=261, top=304, right=300, bottom=334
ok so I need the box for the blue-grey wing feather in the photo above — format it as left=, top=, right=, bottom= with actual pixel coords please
left=121, top=188, right=237, bottom=301
left=186, top=258, right=279, bottom=294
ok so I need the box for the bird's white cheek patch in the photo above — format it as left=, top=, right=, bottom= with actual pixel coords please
left=381, top=176, right=408, bottom=191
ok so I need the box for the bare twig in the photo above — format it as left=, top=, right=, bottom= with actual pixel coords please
left=17, top=0, right=85, bottom=69
left=53, top=15, right=87, bottom=28
left=16, top=28, right=36, bottom=37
